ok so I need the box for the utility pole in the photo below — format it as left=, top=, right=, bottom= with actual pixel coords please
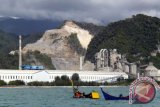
left=19, top=35, right=22, bottom=70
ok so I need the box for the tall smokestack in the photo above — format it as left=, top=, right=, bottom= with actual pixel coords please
left=80, top=56, right=83, bottom=71
left=19, top=35, right=22, bottom=70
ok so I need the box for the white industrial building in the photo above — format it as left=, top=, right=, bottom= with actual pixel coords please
left=0, top=70, right=128, bottom=84
left=145, top=63, right=160, bottom=81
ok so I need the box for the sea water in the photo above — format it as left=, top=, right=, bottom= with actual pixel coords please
left=0, top=86, right=159, bottom=107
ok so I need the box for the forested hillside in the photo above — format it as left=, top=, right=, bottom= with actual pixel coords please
left=0, top=30, right=44, bottom=69
left=0, top=30, right=18, bottom=69
left=86, top=14, right=160, bottom=68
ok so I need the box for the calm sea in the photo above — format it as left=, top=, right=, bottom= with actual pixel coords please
left=0, top=86, right=159, bottom=107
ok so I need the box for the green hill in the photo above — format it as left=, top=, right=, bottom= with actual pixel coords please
left=0, top=30, right=19, bottom=69
left=0, top=30, right=46, bottom=69
left=0, top=30, right=18, bottom=53
left=86, top=14, right=160, bottom=68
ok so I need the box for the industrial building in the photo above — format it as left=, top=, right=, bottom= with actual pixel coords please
left=145, top=63, right=160, bottom=81
left=0, top=70, right=128, bottom=83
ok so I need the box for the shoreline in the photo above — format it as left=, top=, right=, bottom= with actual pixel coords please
left=0, top=85, right=129, bottom=88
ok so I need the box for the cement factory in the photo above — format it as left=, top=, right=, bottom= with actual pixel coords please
left=0, top=35, right=160, bottom=84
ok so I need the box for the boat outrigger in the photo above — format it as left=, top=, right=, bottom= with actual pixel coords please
left=100, top=87, right=129, bottom=100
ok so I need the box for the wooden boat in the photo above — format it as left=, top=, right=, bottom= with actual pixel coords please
left=100, top=88, right=129, bottom=100
left=71, top=80, right=100, bottom=99
left=73, top=91, right=100, bottom=99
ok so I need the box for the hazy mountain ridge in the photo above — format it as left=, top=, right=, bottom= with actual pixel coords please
left=0, top=17, right=62, bottom=35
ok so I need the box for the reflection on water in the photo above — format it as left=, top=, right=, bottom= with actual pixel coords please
left=0, top=87, right=159, bottom=107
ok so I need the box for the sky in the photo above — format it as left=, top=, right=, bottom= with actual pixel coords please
left=0, top=0, right=160, bottom=24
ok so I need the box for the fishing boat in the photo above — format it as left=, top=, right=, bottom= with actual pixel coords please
left=73, top=91, right=100, bottom=99
left=100, top=88, right=129, bottom=100
left=70, top=80, right=100, bottom=99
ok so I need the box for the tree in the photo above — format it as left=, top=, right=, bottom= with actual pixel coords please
left=61, top=75, right=69, bottom=81
left=117, top=77, right=124, bottom=82
left=71, top=73, right=80, bottom=81
left=0, top=80, right=7, bottom=86
left=55, top=76, right=61, bottom=82
left=27, top=81, right=50, bottom=86
left=8, top=80, right=25, bottom=86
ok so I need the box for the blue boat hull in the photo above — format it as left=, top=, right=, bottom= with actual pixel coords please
left=100, top=88, right=129, bottom=100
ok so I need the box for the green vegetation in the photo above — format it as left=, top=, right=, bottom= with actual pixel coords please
left=0, top=80, right=7, bottom=86
left=0, top=53, right=19, bottom=69
left=22, top=33, right=43, bottom=47
left=0, top=78, right=135, bottom=86
left=54, top=75, right=71, bottom=86
left=34, top=51, right=55, bottom=69
left=8, top=80, right=25, bottom=86
left=150, top=53, right=160, bottom=68
left=67, top=33, right=86, bottom=55
left=26, top=79, right=134, bottom=86
left=0, top=29, right=44, bottom=69
left=71, top=73, right=80, bottom=81
left=0, top=30, right=54, bottom=70
left=23, top=51, right=56, bottom=70
left=86, top=14, right=160, bottom=66
left=27, top=81, right=50, bottom=86
left=0, top=30, right=19, bottom=69
left=0, top=30, right=18, bottom=53
left=27, top=75, right=135, bottom=86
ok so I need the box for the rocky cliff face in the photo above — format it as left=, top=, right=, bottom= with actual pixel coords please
left=23, top=21, right=94, bottom=70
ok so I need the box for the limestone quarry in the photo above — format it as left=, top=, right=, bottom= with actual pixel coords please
left=23, top=21, right=94, bottom=70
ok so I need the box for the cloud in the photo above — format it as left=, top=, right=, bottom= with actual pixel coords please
left=0, top=0, right=160, bottom=24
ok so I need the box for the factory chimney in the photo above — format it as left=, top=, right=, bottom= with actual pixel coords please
left=19, top=35, right=22, bottom=70
left=79, top=56, right=83, bottom=71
